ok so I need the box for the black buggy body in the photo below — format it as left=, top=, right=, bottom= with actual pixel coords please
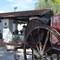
left=24, top=9, right=60, bottom=60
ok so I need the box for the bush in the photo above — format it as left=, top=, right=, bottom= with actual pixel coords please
left=12, top=35, right=20, bottom=42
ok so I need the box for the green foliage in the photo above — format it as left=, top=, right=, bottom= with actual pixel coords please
left=12, top=35, right=20, bottom=41
left=53, top=0, right=60, bottom=4
left=36, top=0, right=60, bottom=14
left=45, top=0, right=56, bottom=3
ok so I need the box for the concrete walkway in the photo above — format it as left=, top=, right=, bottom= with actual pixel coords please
left=0, top=47, right=15, bottom=60
left=0, top=47, right=32, bottom=60
left=0, top=46, right=58, bottom=60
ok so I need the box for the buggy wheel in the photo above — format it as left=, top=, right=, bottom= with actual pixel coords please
left=24, top=25, right=60, bottom=60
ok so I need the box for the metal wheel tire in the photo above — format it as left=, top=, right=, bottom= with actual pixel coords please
left=24, top=24, right=60, bottom=60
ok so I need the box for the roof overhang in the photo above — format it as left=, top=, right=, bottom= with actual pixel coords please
left=0, top=9, right=53, bottom=23
left=0, top=9, right=52, bottom=19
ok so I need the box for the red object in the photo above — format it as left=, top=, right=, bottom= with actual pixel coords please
left=51, top=14, right=60, bottom=33
left=51, top=14, right=60, bottom=46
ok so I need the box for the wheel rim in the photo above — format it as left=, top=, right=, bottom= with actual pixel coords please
left=24, top=25, right=60, bottom=60
left=29, top=29, right=50, bottom=60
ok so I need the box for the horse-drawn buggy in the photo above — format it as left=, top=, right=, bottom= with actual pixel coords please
left=23, top=9, right=60, bottom=60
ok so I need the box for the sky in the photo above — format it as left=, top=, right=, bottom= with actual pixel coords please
left=0, top=0, right=37, bottom=13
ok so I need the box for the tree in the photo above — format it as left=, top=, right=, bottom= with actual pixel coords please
left=36, top=0, right=60, bottom=14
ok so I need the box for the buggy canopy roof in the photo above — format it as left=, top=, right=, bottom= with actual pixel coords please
left=0, top=9, right=53, bottom=22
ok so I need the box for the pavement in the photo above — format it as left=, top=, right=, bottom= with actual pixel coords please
left=0, top=46, right=14, bottom=60
left=0, top=46, right=32, bottom=60
left=0, top=46, right=58, bottom=60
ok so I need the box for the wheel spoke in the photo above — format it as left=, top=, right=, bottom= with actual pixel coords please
left=38, top=28, right=40, bottom=42
left=44, top=47, right=52, bottom=54
left=37, top=28, right=42, bottom=52
left=36, top=45, right=40, bottom=55
left=42, top=31, right=49, bottom=53
left=30, top=33, right=36, bottom=43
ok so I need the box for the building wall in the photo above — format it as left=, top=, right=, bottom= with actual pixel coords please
left=2, top=19, right=13, bottom=43
left=9, top=19, right=13, bottom=33
left=0, top=19, right=19, bottom=43
left=0, top=20, right=3, bottom=34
